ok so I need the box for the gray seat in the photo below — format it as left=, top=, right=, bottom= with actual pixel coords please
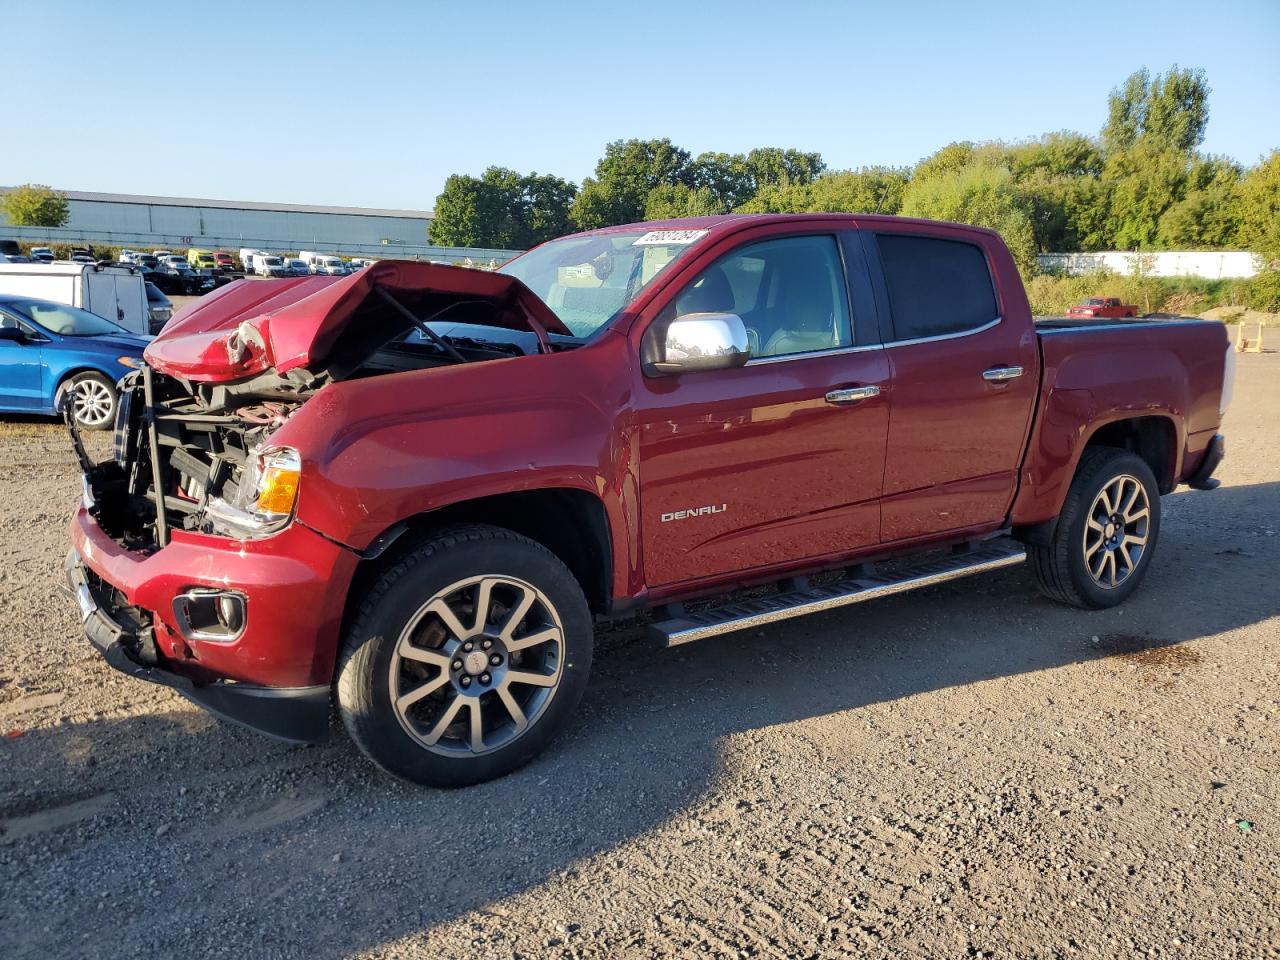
left=757, top=254, right=843, bottom=357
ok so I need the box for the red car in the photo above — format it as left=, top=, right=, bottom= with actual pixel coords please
left=65, top=214, right=1232, bottom=786
left=212, top=251, right=237, bottom=272
left=1068, top=297, right=1139, bottom=318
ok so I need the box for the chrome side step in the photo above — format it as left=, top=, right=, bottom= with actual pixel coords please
left=649, top=539, right=1027, bottom=647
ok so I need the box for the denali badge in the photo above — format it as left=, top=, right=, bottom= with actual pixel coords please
left=661, top=504, right=727, bottom=522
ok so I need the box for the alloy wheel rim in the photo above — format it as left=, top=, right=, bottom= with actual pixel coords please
left=388, top=574, right=564, bottom=757
left=71, top=380, right=113, bottom=427
left=1082, top=474, right=1150, bottom=589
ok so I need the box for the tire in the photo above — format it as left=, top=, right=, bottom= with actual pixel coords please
left=336, top=524, right=593, bottom=787
left=1030, top=447, right=1161, bottom=609
left=57, top=371, right=117, bottom=431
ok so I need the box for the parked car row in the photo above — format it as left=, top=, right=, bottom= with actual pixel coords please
left=242, top=248, right=375, bottom=277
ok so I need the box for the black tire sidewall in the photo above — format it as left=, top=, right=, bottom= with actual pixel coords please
left=1062, top=451, right=1161, bottom=608
left=339, top=530, right=593, bottom=788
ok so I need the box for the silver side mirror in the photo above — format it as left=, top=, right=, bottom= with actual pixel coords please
left=645, top=312, right=751, bottom=376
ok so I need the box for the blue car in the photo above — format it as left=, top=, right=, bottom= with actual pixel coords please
left=0, top=296, right=149, bottom=430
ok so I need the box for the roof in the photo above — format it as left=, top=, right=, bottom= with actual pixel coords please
left=572, top=212, right=1003, bottom=240
left=0, top=262, right=138, bottom=277
left=0, top=188, right=433, bottom=220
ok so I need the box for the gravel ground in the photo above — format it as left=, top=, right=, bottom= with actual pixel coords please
left=0, top=355, right=1276, bottom=960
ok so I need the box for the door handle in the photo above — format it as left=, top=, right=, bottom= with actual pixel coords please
left=982, top=365, right=1024, bottom=382
left=825, top=385, right=881, bottom=405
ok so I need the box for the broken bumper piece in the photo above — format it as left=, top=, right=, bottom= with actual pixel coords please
left=65, top=550, right=330, bottom=743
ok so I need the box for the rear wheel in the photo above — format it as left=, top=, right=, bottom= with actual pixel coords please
left=336, top=525, right=593, bottom=787
left=1030, top=448, right=1160, bottom=609
left=58, top=372, right=117, bottom=430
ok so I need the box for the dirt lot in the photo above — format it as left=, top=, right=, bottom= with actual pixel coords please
left=1, top=355, right=1277, bottom=960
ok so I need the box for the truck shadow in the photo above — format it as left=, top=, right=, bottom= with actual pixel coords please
left=3, top=480, right=1277, bottom=959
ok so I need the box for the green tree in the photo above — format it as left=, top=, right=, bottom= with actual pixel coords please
left=685, top=147, right=826, bottom=212
left=1102, top=65, right=1210, bottom=154
left=739, top=167, right=910, bottom=215
left=912, top=142, right=977, bottom=183
left=900, top=164, right=1037, bottom=272
left=688, top=152, right=752, bottom=211
left=1236, top=150, right=1280, bottom=263
left=1156, top=156, right=1243, bottom=249
left=1103, top=145, right=1192, bottom=248
left=643, top=183, right=723, bottom=220
left=742, top=147, right=825, bottom=190
left=570, top=138, right=693, bottom=229
left=1005, top=132, right=1104, bottom=180
left=429, top=167, right=577, bottom=248
left=1, top=184, right=70, bottom=227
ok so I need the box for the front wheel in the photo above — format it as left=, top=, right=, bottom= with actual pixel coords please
left=1029, top=448, right=1161, bottom=609
left=336, top=525, right=593, bottom=787
left=57, top=371, right=117, bottom=430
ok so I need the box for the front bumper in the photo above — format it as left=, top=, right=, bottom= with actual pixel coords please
left=66, top=550, right=331, bottom=742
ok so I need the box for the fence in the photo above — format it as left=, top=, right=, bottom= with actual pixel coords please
left=0, top=224, right=522, bottom=266
left=1036, top=250, right=1260, bottom=279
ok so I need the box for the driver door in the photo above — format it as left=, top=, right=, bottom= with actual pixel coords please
left=634, top=231, right=890, bottom=588
left=0, top=310, right=47, bottom=410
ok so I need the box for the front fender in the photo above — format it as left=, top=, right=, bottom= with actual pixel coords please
left=275, top=334, right=639, bottom=597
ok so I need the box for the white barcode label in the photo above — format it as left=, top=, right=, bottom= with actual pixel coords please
left=632, top=230, right=709, bottom=246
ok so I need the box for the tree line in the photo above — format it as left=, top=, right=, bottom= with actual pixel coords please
left=427, top=66, right=1279, bottom=272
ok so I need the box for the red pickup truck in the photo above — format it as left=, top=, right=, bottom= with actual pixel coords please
left=65, top=214, right=1232, bottom=787
left=1067, top=297, right=1139, bottom=318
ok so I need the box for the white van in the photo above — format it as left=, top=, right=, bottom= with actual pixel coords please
left=239, top=248, right=269, bottom=275
left=255, top=254, right=286, bottom=278
left=0, top=262, right=150, bottom=336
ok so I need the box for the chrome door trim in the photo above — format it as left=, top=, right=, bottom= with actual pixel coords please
left=744, top=343, right=885, bottom=367
left=882, top=317, right=1002, bottom=349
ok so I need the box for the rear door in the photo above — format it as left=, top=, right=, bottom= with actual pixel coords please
left=84, top=270, right=120, bottom=323
left=866, top=228, right=1040, bottom=543
left=114, top=275, right=149, bottom=334
left=635, top=228, right=890, bottom=587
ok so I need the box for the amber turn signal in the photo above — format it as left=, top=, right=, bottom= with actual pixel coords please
left=256, top=448, right=301, bottom=516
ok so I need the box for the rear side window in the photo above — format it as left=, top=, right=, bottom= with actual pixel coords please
left=876, top=234, right=998, bottom=340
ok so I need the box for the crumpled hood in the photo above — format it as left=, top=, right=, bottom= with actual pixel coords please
left=143, top=260, right=569, bottom=382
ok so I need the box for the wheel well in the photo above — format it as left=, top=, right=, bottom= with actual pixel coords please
left=1083, top=416, right=1177, bottom=494
left=54, top=367, right=114, bottom=395
left=346, top=489, right=613, bottom=620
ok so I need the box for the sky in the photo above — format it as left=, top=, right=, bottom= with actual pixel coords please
left=5, top=0, right=1278, bottom=212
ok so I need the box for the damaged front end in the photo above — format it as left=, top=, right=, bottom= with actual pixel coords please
left=72, top=364, right=311, bottom=551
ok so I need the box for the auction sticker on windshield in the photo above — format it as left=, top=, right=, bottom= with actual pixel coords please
left=632, top=230, right=709, bottom=246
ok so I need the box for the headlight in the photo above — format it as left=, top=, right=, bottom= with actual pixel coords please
left=204, top=447, right=301, bottom=538
left=118, top=356, right=143, bottom=368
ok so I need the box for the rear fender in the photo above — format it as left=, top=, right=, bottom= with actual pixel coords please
left=1010, top=341, right=1190, bottom=526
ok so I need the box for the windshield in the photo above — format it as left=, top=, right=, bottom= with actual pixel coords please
left=499, top=228, right=705, bottom=336
left=6, top=299, right=126, bottom=336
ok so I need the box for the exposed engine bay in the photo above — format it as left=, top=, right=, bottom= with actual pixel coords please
left=74, top=282, right=576, bottom=551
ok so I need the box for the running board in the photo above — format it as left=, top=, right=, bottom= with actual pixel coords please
left=649, top=540, right=1027, bottom=647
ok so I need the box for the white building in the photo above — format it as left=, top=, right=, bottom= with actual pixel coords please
left=0, top=189, right=524, bottom=262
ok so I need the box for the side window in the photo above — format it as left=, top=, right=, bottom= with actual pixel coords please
left=670, top=235, right=851, bottom=359
left=876, top=234, right=998, bottom=341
